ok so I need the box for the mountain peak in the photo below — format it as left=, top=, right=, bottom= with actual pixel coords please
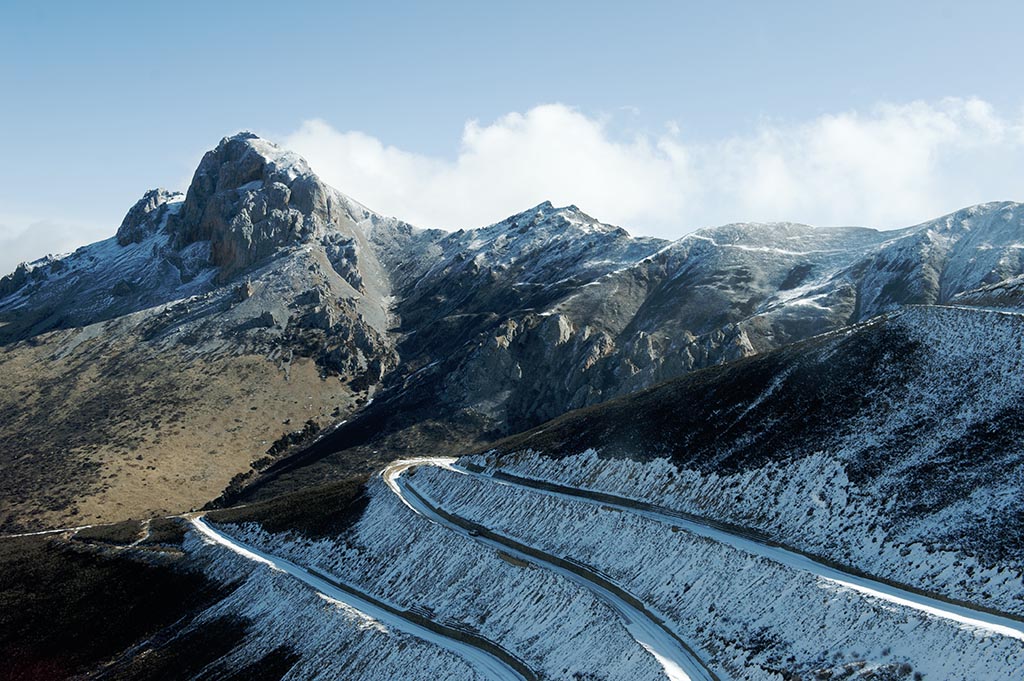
left=115, top=188, right=184, bottom=246
left=494, top=200, right=623, bottom=239
left=525, top=200, right=584, bottom=218
left=167, top=132, right=337, bottom=282
left=213, top=131, right=312, bottom=182
left=186, top=132, right=314, bottom=199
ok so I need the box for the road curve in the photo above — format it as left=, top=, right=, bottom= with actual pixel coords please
left=383, top=459, right=720, bottom=681
left=468, top=466, right=1024, bottom=643
left=191, top=517, right=534, bottom=681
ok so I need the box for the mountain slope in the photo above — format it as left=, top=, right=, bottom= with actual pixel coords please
left=4, top=131, right=1024, bottom=529
left=14, top=306, right=1021, bottom=680
left=0, top=133, right=422, bottom=531
left=476, top=305, right=1024, bottom=615
left=247, top=202, right=1024, bottom=501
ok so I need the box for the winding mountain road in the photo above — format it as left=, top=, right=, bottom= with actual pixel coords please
left=191, top=517, right=534, bottom=681
left=383, top=458, right=720, bottom=681
left=458, top=463, right=1024, bottom=642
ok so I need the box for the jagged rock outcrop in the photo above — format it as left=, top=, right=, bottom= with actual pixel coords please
left=116, top=188, right=183, bottom=245
left=0, top=262, right=30, bottom=297
left=0, top=134, right=405, bottom=368
left=168, top=132, right=341, bottom=283
left=3, top=130, right=1024, bottom=527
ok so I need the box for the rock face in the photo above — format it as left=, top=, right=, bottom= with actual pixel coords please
left=0, top=262, right=30, bottom=297
left=168, top=133, right=339, bottom=283
left=116, top=188, right=183, bottom=245
left=3, top=131, right=1024, bottom=525
left=0, top=133, right=404, bottom=376
left=328, top=201, right=1024, bottom=451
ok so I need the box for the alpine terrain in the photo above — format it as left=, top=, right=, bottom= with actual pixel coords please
left=2, top=132, right=1024, bottom=680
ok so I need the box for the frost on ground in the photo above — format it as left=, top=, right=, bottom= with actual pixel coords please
left=473, top=306, right=1024, bottom=620
left=185, top=529, right=484, bottom=681
left=411, top=464, right=1024, bottom=679
left=188, top=477, right=666, bottom=681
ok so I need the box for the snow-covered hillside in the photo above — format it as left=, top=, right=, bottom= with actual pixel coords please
left=474, top=305, right=1024, bottom=619
left=3, top=129, right=1024, bottom=559
left=190, top=477, right=667, bottom=681
left=181, top=302, right=1024, bottom=677
left=185, top=435, right=1024, bottom=679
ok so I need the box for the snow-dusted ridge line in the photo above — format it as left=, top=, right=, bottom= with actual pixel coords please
left=923, top=303, right=1024, bottom=317
left=465, top=466, right=1024, bottom=642
left=383, top=459, right=720, bottom=681
left=190, top=517, right=535, bottom=681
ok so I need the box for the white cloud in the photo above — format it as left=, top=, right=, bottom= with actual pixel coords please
left=284, top=105, right=694, bottom=233
left=702, top=98, right=1024, bottom=228
left=285, top=99, right=1024, bottom=236
left=4, top=98, right=1022, bottom=276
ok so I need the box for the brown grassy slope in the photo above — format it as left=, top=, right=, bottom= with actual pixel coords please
left=0, top=318, right=357, bottom=533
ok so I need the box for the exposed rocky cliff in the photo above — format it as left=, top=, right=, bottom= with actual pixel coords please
left=0, top=134, right=421, bottom=530
left=0, top=133, right=408, bottom=376
left=3, top=131, right=1024, bottom=524
left=116, top=188, right=183, bottom=246
left=279, top=201, right=1024, bottom=493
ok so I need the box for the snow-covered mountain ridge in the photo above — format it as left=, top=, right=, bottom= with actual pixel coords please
left=475, top=305, right=1024, bottom=621
left=252, top=193, right=1024, bottom=501
left=2, top=131, right=1024, bottom=529
left=4, top=131, right=1024, bottom=680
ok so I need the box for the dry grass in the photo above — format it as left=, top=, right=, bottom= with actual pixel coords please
left=0, top=318, right=359, bottom=533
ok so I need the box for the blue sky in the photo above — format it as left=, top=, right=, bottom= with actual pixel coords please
left=2, top=1, right=1023, bottom=272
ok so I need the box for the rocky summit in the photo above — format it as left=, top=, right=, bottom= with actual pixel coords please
left=4, top=131, right=1024, bottom=681
left=3, top=133, right=1024, bottom=528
